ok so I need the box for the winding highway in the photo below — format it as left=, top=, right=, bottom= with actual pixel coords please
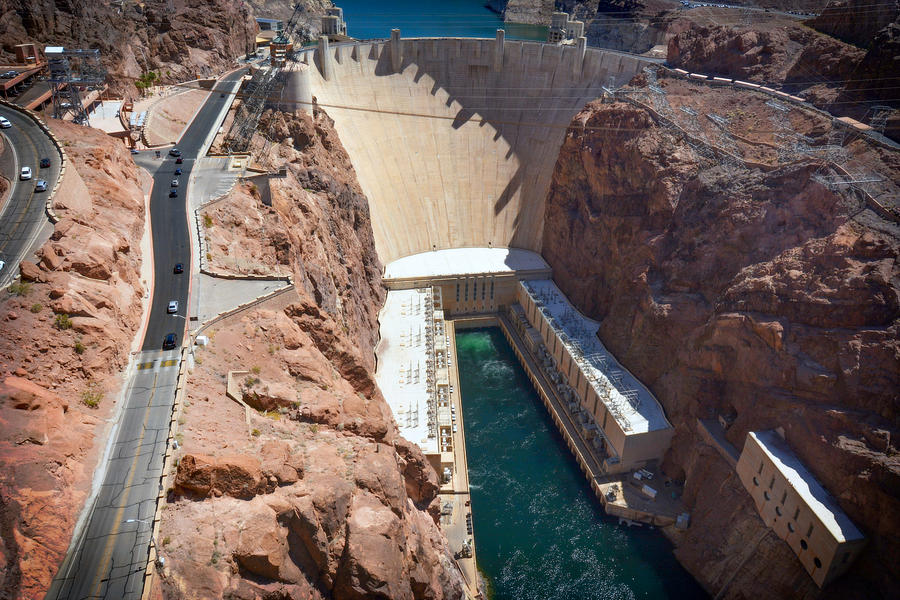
left=45, top=69, right=245, bottom=600
left=0, top=105, right=61, bottom=289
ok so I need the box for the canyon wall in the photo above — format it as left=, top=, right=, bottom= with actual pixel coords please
left=0, top=0, right=257, bottom=93
left=154, top=109, right=465, bottom=599
left=0, top=121, right=148, bottom=598
left=541, top=87, right=899, bottom=598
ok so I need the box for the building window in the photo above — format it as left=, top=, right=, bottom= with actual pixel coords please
left=781, top=492, right=787, bottom=505
left=776, top=506, right=782, bottom=517
left=464, top=281, right=468, bottom=301
left=769, top=476, right=775, bottom=489
left=764, top=491, right=771, bottom=501
left=788, top=522, right=795, bottom=533
left=456, top=283, right=460, bottom=302
left=491, top=280, right=494, bottom=299
left=807, top=524, right=814, bottom=538
left=813, top=557, right=822, bottom=569
left=800, top=539, right=808, bottom=551
left=482, top=280, right=486, bottom=300
left=794, top=508, right=800, bottom=521
left=752, top=476, right=759, bottom=487
left=758, top=461, right=764, bottom=475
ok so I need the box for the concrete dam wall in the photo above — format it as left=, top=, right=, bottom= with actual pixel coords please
left=286, top=35, right=657, bottom=265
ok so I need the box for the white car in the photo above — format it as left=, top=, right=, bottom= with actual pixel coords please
left=0, top=260, right=5, bottom=273
left=20, top=166, right=31, bottom=180
left=0, top=117, right=10, bottom=129
left=167, top=300, right=178, bottom=314
left=35, top=179, right=47, bottom=192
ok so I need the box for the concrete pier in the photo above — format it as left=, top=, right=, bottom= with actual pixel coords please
left=317, top=35, right=332, bottom=81
left=391, top=29, right=402, bottom=73
left=494, top=29, right=504, bottom=72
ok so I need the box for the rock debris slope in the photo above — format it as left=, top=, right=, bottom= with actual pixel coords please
left=542, top=82, right=899, bottom=598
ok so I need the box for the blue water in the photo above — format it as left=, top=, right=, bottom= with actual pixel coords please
left=333, top=0, right=547, bottom=41
left=456, top=328, right=707, bottom=600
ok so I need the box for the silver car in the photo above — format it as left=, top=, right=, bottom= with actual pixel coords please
left=35, top=179, right=47, bottom=192
left=167, top=300, right=178, bottom=314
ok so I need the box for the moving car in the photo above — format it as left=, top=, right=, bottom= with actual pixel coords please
left=20, top=166, right=31, bottom=180
left=130, top=149, right=140, bottom=155
left=1, top=71, right=17, bottom=79
left=0, top=117, right=11, bottom=128
left=0, top=260, right=5, bottom=273
left=171, top=178, right=179, bottom=187
left=39, top=157, right=50, bottom=168
left=163, top=333, right=177, bottom=350
left=173, top=263, right=184, bottom=274
left=174, top=168, right=182, bottom=176
left=167, top=300, right=178, bottom=314
left=168, top=148, right=182, bottom=157
left=175, top=157, right=183, bottom=164
left=169, top=188, right=178, bottom=198
left=34, top=179, right=47, bottom=192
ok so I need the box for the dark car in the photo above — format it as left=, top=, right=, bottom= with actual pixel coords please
left=169, top=188, right=178, bottom=198
left=163, top=333, right=177, bottom=350
left=175, top=157, right=183, bottom=164
left=168, top=148, right=182, bottom=157
left=174, top=168, right=182, bottom=176
left=173, top=263, right=184, bottom=274
left=39, top=157, right=51, bottom=168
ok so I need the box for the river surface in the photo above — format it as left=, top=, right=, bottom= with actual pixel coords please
left=456, top=327, right=707, bottom=600
left=332, top=0, right=547, bottom=41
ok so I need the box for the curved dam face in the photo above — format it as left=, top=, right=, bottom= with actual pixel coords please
left=289, top=36, right=656, bottom=265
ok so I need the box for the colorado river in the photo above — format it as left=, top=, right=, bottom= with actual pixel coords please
left=456, top=327, right=707, bottom=599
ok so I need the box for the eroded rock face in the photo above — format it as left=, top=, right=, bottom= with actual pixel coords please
left=156, top=109, right=465, bottom=599
left=0, top=122, right=146, bottom=599
left=0, top=0, right=257, bottom=93
left=543, top=98, right=899, bottom=598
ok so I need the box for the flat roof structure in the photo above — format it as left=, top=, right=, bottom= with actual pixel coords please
left=384, top=247, right=550, bottom=281
left=521, top=280, right=670, bottom=434
left=375, top=288, right=439, bottom=454
left=750, top=431, right=864, bottom=543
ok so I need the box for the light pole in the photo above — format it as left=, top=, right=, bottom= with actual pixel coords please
left=124, top=517, right=163, bottom=566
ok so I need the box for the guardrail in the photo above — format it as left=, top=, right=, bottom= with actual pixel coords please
left=0, top=99, right=67, bottom=224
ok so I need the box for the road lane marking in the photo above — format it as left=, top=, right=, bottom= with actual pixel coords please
left=137, top=361, right=155, bottom=370
left=89, top=369, right=159, bottom=598
left=160, top=359, right=179, bottom=368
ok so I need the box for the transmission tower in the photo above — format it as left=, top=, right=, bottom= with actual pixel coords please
left=46, top=47, right=105, bottom=126
left=223, top=2, right=306, bottom=153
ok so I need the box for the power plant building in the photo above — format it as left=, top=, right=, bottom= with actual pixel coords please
left=515, top=280, right=673, bottom=473
left=736, top=431, right=866, bottom=587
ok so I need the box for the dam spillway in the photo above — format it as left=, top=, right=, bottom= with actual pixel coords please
left=288, top=35, right=657, bottom=264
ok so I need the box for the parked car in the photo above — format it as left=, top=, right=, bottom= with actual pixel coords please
left=171, top=179, right=179, bottom=187
left=0, top=117, right=11, bottom=129
left=163, top=333, right=177, bottom=350
left=168, top=148, right=182, bottom=157
left=1, top=71, right=17, bottom=79
left=20, top=166, right=31, bottom=180
left=167, top=300, right=178, bottom=314
left=34, top=179, right=47, bottom=192
left=173, top=263, right=184, bottom=274
left=169, top=188, right=178, bottom=198
left=40, top=157, right=51, bottom=168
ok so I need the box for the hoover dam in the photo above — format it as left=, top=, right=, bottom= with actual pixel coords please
left=285, top=33, right=658, bottom=263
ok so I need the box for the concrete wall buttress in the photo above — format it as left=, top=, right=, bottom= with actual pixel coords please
left=317, top=36, right=332, bottom=81
left=494, top=29, right=505, bottom=73
left=391, top=29, right=402, bottom=73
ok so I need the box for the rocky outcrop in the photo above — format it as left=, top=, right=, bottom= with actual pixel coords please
left=0, top=0, right=256, bottom=94
left=542, top=96, right=899, bottom=598
left=0, top=122, right=146, bottom=598
left=502, top=0, right=555, bottom=25
left=156, top=107, right=464, bottom=599
left=809, top=0, right=900, bottom=48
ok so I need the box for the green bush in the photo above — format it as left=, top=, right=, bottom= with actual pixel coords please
left=74, top=341, right=85, bottom=355
left=7, top=282, right=31, bottom=296
left=81, top=383, right=103, bottom=408
left=55, top=313, right=73, bottom=330
left=203, top=214, right=213, bottom=228
left=30, top=303, right=42, bottom=313
left=251, top=428, right=261, bottom=437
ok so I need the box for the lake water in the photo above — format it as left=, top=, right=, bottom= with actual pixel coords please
left=332, top=0, right=548, bottom=41
left=456, top=327, right=707, bottom=600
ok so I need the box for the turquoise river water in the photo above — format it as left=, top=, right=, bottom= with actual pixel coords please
left=329, top=0, right=548, bottom=41
left=456, top=328, right=707, bottom=600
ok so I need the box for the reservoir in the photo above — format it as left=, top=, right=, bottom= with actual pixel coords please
left=333, top=0, right=548, bottom=41
left=456, top=327, right=707, bottom=600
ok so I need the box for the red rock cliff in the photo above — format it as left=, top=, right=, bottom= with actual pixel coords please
left=541, top=95, right=899, bottom=598
left=156, top=109, right=465, bottom=599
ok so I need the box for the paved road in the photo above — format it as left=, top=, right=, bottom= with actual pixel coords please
left=0, top=106, right=61, bottom=288
left=45, top=69, right=245, bottom=600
